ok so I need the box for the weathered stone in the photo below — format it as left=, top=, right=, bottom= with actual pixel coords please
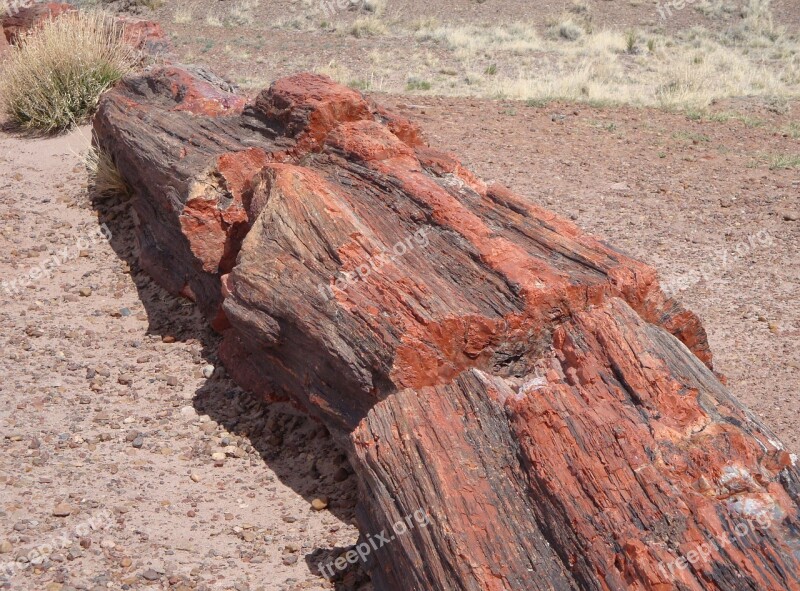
left=93, top=67, right=800, bottom=591
left=1, top=3, right=75, bottom=45
left=117, top=17, right=171, bottom=54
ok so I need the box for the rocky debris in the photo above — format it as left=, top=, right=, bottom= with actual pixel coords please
left=1, top=2, right=75, bottom=45
left=93, top=67, right=800, bottom=590
left=0, top=126, right=359, bottom=590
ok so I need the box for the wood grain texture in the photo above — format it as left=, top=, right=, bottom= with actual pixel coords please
left=93, top=67, right=800, bottom=591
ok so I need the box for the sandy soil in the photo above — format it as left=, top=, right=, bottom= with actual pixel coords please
left=0, top=128, right=362, bottom=591
left=0, top=96, right=796, bottom=591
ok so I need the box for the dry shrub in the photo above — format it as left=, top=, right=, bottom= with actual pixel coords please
left=85, top=143, right=131, bottom=200
left=349, top=16, right=386, bottom=38
left=0, top=11, right=135, bottom=133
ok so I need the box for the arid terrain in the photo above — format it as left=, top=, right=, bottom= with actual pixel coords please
left=0, top=0, right=798, bottom=590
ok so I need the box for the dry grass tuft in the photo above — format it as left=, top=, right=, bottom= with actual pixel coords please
left=85, top=143, right=132, bottom=200
left=349, top=15, right=387, bottom=38
left=411, top=2, right=800, bottom=111
left=0, top=11, right=135, bottom=133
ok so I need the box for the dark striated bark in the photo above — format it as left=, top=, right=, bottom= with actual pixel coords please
left=93, top=66, right=800, bottom=591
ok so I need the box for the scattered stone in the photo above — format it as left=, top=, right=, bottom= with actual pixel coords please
left=190, top=473, right=201, bottom=483
left=783, top=210, right=799, bottom=222
left=125, top=430, right=141, bottom=442
left=201, top=364, right=215, bottom=378
left=311, top=497, right=329, bottom=511
left=0, top=540, right=12, bottom=554
left=131, top=436, right=144, bottom=449
left=52, top=503, right=74, bottom=517
left=79, top=287, right=92, bottom=297
left=281, top=554, right=298, bottom=566
left=161, top=335, right=176, bottom=343
left=141, top=568, right=160, bottom=581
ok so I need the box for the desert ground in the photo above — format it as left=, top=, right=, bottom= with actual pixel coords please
left=0, top=0, right=798, bottom=590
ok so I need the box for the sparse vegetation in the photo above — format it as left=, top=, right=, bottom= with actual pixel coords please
left=173, top=7, right=193, bottom=23
left=555, top=19, right=585, bottom=41
left=406, top=77, right=432, bottom=91
left=85, top=143, right=132, bottom=200
left=768, top=153, right=800, bottom=169
left=0, top=11, right=135, bottom=133
left=411, top=6, right=800, bottom=111
left=227, top=0, right=258, bottom=26
left=625, top=29, right=637, bottom=53
left=784, top=122, right=800, bottom=139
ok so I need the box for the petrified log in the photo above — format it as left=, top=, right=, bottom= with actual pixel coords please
left=1, top=2, right=75, bottom=44
left=1, top=4, right=170, bottom=54
left=93, top=67, right=800, bottom=591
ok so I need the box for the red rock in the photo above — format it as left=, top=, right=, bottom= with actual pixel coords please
left=1, top=2, right=75, bottom=45
left=116, top=17, right=172, bottom=55
left=93, top=68, right=800, bottom=591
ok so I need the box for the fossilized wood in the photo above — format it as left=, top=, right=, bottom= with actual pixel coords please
left=1, top=2, right=75, bottom=44
left=93, top=67, right=800, bottom=591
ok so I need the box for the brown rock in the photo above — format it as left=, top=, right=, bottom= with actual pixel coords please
left=52, top=502, right=74, bottom=517
left=93, top=67, right=800, bottom=591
